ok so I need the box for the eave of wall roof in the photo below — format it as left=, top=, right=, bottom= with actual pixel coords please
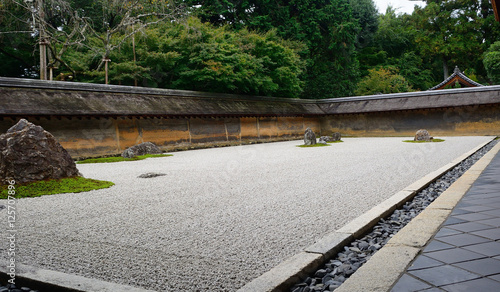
left=1, top=77, right=500, bottom=117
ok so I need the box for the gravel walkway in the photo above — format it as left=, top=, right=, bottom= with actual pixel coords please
left=0, top=137, right=493, bottom=291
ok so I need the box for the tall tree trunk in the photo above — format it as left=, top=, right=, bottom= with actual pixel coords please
left=443, top=56, right=449, bottom=80
left=38, top=0, right=47, bottom=80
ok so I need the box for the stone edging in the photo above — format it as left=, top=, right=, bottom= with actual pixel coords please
left=238, top=137, right=496, bottom=292
left=0, top=260, right=155, bottom=292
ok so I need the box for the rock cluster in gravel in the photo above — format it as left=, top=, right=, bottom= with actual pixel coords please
left=0, top=284, right=39, bottom=292
left=291, top=140, right=498, bottom=292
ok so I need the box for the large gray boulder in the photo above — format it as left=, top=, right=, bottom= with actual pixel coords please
left=0, top=119, right=80, bottom=184
left=304, top=128, right=316, bottom=146
left=122, top=142, right=162, bottom=158
left=332, top=132, right=342, bottom=142
left=414, top=129, right=433, bottom=142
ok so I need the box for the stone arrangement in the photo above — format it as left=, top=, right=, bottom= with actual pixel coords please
left=414, top=129, right=433, bottom=142
left=304, top=128, right=317, bottom=146
left=121, top=142, right=162, bottom=158
left=292, top=140, right=498, bottom=292
left=0, top=119, right=80, bottom=184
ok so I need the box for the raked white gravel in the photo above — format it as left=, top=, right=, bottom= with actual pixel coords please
left=0, top=136, right=493, bottom=291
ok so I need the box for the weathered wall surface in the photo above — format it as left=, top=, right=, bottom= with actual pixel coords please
left=0, top=77, right=499, bottom=158
left=0, top=116, right=321, bottom=158
left=320, top=104, right=500, bottom=137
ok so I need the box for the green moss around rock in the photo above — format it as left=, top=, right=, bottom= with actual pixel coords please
left=0, top=177, right=114, bottom=199
left=297, top=143, right=331, bottom=148
left=403, top=139, right=445, bottom=143
left=327, top=140, right=344, bottom=143
left=77, top=154, right=172, bottom=164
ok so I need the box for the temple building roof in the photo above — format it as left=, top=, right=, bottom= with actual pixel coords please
left=428, top=66, right=484, bottom=90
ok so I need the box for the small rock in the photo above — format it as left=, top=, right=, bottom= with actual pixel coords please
left=304, top=128, right=317, bottom=145
left=322, top=275, right=334, bottom=284
left=414, top=129, right=432, bottom=141
left=332, top=132, right=341, bottom=141
left=138, top=172, right=167, bottom=178
left=319, top=136, right=332, bottom=143
left=358, top=241, right=369, bottom=250
left=122, top=142, right=162, bottom=158
left=314, top=269, right=328, bottom=278
left=304, top=277, right=313, bottom=285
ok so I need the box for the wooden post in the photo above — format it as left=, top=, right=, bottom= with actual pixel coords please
left=103, top=58, right=111, bottom=84
left=38, top=0, right=47, bottom=80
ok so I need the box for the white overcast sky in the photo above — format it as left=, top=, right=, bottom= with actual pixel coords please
left=372, top=0, right=426, bottom=14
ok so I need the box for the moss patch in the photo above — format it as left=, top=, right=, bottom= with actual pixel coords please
left=0, top=177, right=114, bottom=199
left=327, top=140, right=344, bottom=143
left=297, top=143, right=331, bottom=148
left=403, top=139, right=445, bottom=143
left=77, top=154, right=172, bottom=164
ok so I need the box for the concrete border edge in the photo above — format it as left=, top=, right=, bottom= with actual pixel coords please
left=0, top=260, right=155, bottom=292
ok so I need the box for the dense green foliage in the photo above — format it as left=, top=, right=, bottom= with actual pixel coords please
left=355, top=67, right=414, bottom=95
left=413, top=0, right=499, bottom=81
left=484, top=41, right=500, bottom=84
left=0, top=177, right=114, bottom=199
left=186, top=0, right=360, bottom=99
left=77, top=154, right=172, bottom=164
left=1, top=0, right=500, bottom=98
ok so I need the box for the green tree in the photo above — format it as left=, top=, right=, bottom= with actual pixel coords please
left=1, top=0, right=185, bottom=82
left=350, top=0, right=379, bottom=49
left=69, top=18, right=305, bottom=98
left=185, top=0, right=360, bottom=99
left=483, top=41, right=500, bottom=84
left=0, top=1, right=38, bottom=77
left=355, top=67, right=414, bottom=96
left=413, top=0, right=500, bottom=80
